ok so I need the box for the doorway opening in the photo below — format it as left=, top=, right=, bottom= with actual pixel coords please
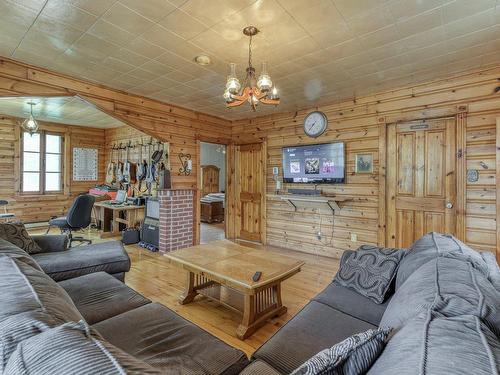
left=199, top=142, right=226, bottom=244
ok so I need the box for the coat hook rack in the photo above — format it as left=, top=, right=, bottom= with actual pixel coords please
left=178, top=153, right=192, bottom=175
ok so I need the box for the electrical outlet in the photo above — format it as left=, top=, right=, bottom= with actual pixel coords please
left=316, top=232, right=322, bottom=240
left=350, top=233, right=357, bottom=242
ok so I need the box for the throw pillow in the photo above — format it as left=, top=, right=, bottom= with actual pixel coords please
left=5, top=320, right=161, bottom=374
left=335, top=245, right=405, bottom=304
left=0, top=222, right=41, bottom=255
left=291, top=328, right=392, bottom=375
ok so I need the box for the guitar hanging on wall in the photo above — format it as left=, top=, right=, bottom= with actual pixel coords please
left=123, top=141, right=137, bottom=185
left=105, top=145, right=116, bottom=184
left=116, top=143, right=124, bottom=184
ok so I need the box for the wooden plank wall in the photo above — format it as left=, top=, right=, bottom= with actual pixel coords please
left=0, top=114, right=106, bottom=222
left=103, top=126, right=167, bottom=195
left=0, top=57, right=232, bottom=235
left=232, top=66, right=500, bottom=258
left=233, top=115, right=381, bottom=258
left=464, top=99, right=499, bottom=252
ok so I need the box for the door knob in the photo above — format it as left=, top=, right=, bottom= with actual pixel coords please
left=446, top=202, right=453, bottom=209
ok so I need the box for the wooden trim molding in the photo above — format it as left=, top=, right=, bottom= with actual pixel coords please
left=378, top=119, right=387, bottom=247
left=455, top=106, right=468, bottom=242
left=385, top=124, right=397, bottom=247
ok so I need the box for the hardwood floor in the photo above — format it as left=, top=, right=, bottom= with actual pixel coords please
left=32, top=228, right=339, bottom=356
left=200, top=222, right=225, bottom=244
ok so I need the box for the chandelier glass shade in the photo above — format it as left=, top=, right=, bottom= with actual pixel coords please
left=22, top=102, right=39, bottom=135
left=223, top=26, right=280, bottom=110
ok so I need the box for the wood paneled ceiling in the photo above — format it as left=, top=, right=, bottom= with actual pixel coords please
left=1, top=0, right=500, bottom=120
left=0, top=96, right=124, bottom=128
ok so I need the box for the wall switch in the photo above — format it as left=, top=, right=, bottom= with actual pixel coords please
left=350, top=233, right=357, bottom=242
left=272, top=166, right=279, bottom=175
left=317, top=231, right=322, bottom=240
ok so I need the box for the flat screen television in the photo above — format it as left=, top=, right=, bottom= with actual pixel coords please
left=282, top=142, right=345, bottom=184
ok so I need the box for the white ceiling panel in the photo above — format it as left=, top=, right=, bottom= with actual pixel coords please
left=0, top=0, right=499, bottom=120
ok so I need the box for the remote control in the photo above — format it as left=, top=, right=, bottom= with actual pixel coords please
left=252, top=271, right=262, bottom=282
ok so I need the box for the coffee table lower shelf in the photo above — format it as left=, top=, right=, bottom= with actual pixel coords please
left=180, top=272, right=288, bottom=340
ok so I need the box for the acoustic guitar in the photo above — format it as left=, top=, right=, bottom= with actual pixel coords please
left=105, top=147, right=116, bottom=184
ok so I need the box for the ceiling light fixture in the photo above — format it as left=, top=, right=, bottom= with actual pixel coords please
left=223, top=26, right=279, bottom=110
left=194, top=54, right=211, bottom=66
left=22, top=102, right=39, bottom=136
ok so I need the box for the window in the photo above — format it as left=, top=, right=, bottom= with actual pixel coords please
left=21, top=131, right=63, bottom=194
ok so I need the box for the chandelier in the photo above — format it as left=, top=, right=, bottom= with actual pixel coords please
left=22, top=102, right=39, bottom=135
left=223, top=26, right=279, bottom=110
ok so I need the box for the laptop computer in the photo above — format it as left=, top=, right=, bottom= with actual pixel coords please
left=108, top=189, right=127, bottom=205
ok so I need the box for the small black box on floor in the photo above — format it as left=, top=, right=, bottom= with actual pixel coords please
left=122, top=228, right=140, bottom=245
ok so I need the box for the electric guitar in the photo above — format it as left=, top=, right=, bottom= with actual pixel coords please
left=116, top=145, right=124, bottom=183
left=145, top=142, right=155, bottom=184
left=136, top=143, right=145, bottom=180
left=122, top=142, right=137, bottom=185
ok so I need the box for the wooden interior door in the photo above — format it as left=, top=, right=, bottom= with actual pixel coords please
left=201, top=165, right=219, bottom=197
left=387, top=119, right=456, bottom=247
left=234, top=143, right=265, bottom=243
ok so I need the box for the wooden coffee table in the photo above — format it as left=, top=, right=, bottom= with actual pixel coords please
left=164, top=240, right=304, bottom=339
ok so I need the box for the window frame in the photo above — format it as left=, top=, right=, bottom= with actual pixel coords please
left=20, top=130, right=64, bottom=195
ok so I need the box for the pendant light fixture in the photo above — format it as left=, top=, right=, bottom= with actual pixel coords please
left=22, top=102, right=39, bottom=135
left=223, top=26, right=280, bottom=110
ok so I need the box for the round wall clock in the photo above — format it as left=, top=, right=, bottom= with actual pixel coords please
left=304, top=111, right=328, bottom=138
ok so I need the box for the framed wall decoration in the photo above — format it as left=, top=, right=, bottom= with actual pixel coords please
left=355, top=153, right=373, bottom=174
left=73, top=147, right=98, bottom=181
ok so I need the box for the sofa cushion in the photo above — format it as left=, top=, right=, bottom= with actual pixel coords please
left=240, top=360, right=281, bottom=375
left=32, top=240, right=130, bottom=281
left=93, top=302, right=249, bottom=374
left=0, top=256, right=82, bottom=323
left=396, top=232, right=486, bottom=290
left=59, top=272, right=151, bottom=324
left=314, top=281, right=391, bottom=326
left=252, top=301, right=376, bottom=374
left=0, top=238, right=41, bottom=271
left=480, top=251, right=500, bottom=291
left=335, top=245, right=405, bottom=304
left=367, top=313, right=500, bottom=375
left=380, top=255, right=500, bottom=336
left=0, top=222, right=42, bottom=254
left=5, top=320, right=160, bottom=374
left=31, top=234, right=69, bottom=252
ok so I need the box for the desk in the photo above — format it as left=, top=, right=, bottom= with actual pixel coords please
left=94, top=201, right=145, bottom=238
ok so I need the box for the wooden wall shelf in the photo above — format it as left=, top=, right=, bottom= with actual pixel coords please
left=278, top=194, right=349, bottom=213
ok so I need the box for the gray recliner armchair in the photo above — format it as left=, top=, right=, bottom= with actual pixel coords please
left=47, top=194, right=95, bottom=247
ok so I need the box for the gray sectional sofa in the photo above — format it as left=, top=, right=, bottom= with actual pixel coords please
left=0, top=237, right=249, bottom=374
left=244, top=232, right=500, bottom=375
left=1, top=232, right=499, bottom=374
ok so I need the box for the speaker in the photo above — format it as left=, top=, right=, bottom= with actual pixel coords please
left=122, top=228, right=140, bottom=245
left=140, top=217, right=159, bottom=248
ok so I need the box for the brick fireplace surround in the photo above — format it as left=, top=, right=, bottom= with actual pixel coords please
left=158, top=189, right=195, bottom=252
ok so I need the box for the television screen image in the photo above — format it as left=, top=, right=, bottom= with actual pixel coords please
left=282, top=142, right=345, bottom=183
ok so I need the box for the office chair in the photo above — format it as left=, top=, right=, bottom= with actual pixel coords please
left=0, top=200, right=15, bottom=222
left=47, top=194, right=95, bottom=247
